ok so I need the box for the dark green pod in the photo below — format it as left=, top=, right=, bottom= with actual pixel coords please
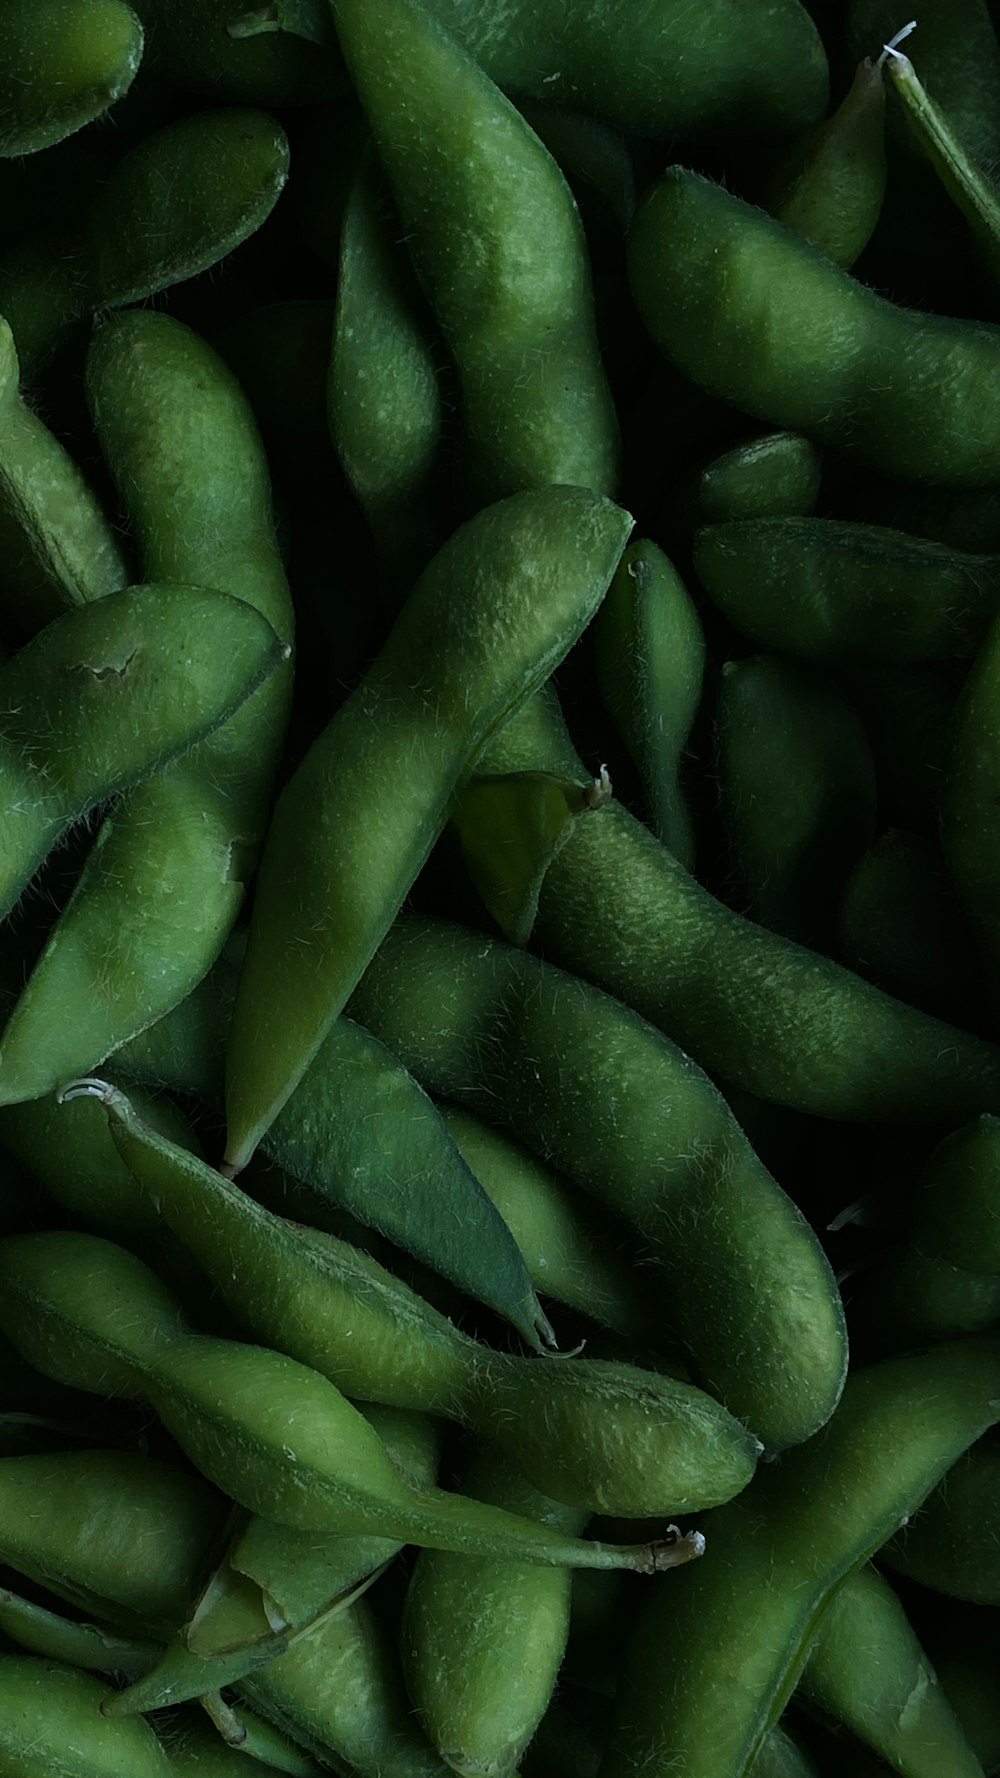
left=0, top=1, right=143, bottom=156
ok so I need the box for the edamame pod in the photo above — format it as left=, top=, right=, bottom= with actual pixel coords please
left=329, top=0, right=619, bottom=503
left=881, top=1437, right=1000, bottom=1604
left=694, top=519, right=1000, bottom=663
left=223, top=486, right=633, bottom=1174
left=0, top=582, right=286, bottom=931
left=464, top=686, right=1000, bottom=1121
left=593, top=539, right=704, bottom=868
left=628, top=166, right=1000, bottom=487
left=885, top=35, right=1000, bottom=284
left=0, top=1, right=143, bottom=156
left=765, top=57, right=887, bottom=268
left=601, top=1340, right=1000, bottom=1778
left=715, top=656, right=876, bottom=951
left=128, top=0, right=343, bottom=105
left=687, top=432, right=823, bottom=526
left=82, top=1079, right=759, bottom=1517
left=158, top=1712, right=290, bottom=1776
left=849, top=0, right=1000, bottom=171
left=348, top=916, right=848, bottom=1449
left=0, top=312, right=295, bottom=1104
left=797, top=1561, right=985, bottom=1777
left=0, top=1229, right=703, bottom=1574
left=0, top=1588, right=159, bottom=1676
left=403, top=1443, right=585, bottom=1776
left=0, top=1655, right=171, bottom=1777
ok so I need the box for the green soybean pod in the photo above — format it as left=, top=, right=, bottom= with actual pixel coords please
left=328, top=151, right=445, bottom=584
left=465, top=685, right=1000, bottom=1122
left=0, top=1450, right=223, bottom=1633
left=592, top=539, right=704, bottom=868
left=715, top=656, right=876, bottom=951
left=88, top=108, right=289, bottom=309
left=944, top=605, right=1000, bottom=992
left=403, top=1444, right=586, bottom=1776
left=690, top=433, right=824, bottom=526
left=839, top=830, right=983, bottom=1027
left=849, top=0, right=1000, bottom=170
left=238, top=1590, right=451, bottom=1777
left=0, top=1655, right=172, bottom=1777
left=600, top=1339, right=1000, bottom=1778
left=796, top=1562, right=985, bottom=1777
left=627, top=166, right=1000, bottom=488
left=158, top=1712, right=289, bottom=1777
left=764, top=57, right=887, bottom=268
left=0, top=318, right=129, bottom=638
left=694, top=519, right=1000, bottom=663
left=0, top=312, right=294, bottom=1104
left=0, top=582, right=285, bottom=932
left=222, top=486, right=632, bottom=1174
left=881, top=1437, right=1000, bottom=1604
left=0, top=0, right=143, bottom=156
left=85, top=1078, right=758, bottom=1517
left=884, top=35, right=1000, bottom=284
left=0, top=1588, right=160, bottom=1676
left=440, top=1107, right=654, bottom=1343
left=348, top=916, right=847, bottom=1451
left=0, top=1229, right=698, bottom=1576
left=752, top=1729, right=820, bottom=1778
left=328, top=0, right=619, bottom=503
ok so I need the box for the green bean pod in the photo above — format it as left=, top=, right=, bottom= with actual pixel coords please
left=592, top=538, right=704, bottom=868
left=797, top=1562, right=985, bottom=1777
left=765, top=57, right=887, bottom=268
left=0, top=318, right=129, bottom=638
left=694, top=518, right=1000, bottom=663
left=0, top=1654, right=172, bottom=1777
left=403, top=1443, right=585, bottom=1776
left=0, top=1449, right=223, bottom=1633
left=348, top=917, right=848, bottom=1450
left=600, top=1339, right=1000, bottom=1778
left=0, top=582, right=286, bottom=933
left=462, top=686, right=1000, bottom=1121
left=0, top=1228, right=705, bottom=1575
left=223, top=485, right=632, bottom=1173
left=628, top=166, right=1000, bottom=487
left=881, top=1437, right=1000, bottom=1604
left=329, top=0, right=618, bottom=504
left=0, top=313, right=295, bottom=1104
left=107, top=1406, right=441, bottom=1714
left=82, top=1079, right=759, bottom=1516
left=0, top=0, right=143, bottom=156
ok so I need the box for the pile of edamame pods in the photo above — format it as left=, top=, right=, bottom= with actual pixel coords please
left=8, top=0, right=1000, bottom=1774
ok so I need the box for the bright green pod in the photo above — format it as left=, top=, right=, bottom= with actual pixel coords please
left=944, top=605, right=1000, bottom=992
left=223, top=486, right=632, bottom=1173
left=628, top=166, right=1000, bottom=487
left=0, top=1229, right=703, bottom=1576
left=0, top=1450, right=223, bottom=1633
left=765, top=58, right=887, bottom=268
left=348, top=916, right=848, bottom=1451
left=839, top=829, right=983, bottom=1027
left=0, top=313, right=295, bottom=1104
left=694, top=519, right=1000, bottom=663
left=328, top=152, right=444, bottom=581
left=441, top=1107, right=653, bottom=1343
left=82, top=1080, right=759, bottom=1517
left=238, top=1590, right=451, bottom=1777
left=690, top=432, right=823, bottom=525
left=797, top=1562, right=985, bottom=1777
left=88, top=108, right=290, bottom=308
left=0, top=1588, right=160, bottom=1676
left=403, top=1444, right=585, bottom=1776
left=882, top=1437, right=1000, bottom=1604
left=0, top=582, right=286, bottom=933
left=0, top=1655, right=172, bottom=1777
left=715, top=656, right=876, bottom=951
left=329, top=0, right=619, bottom=503
left=464, top=686, right=1000, bottom=1122
left=593, top=538, right=704, bottom=869
left=235, top=0, right=828, bottom=141
left=0, top=0, right=143, bottom=156
left=0, top=317, right=129, bottom=638
left=106, top=1406, right=440, bottom=1715
left=600, top=1340, right=1000, bottom=1778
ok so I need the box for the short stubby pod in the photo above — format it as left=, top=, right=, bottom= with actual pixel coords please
left=628, top=165, right=1000, bottom=487
left=0, top=1655, right=172, bottom=1777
